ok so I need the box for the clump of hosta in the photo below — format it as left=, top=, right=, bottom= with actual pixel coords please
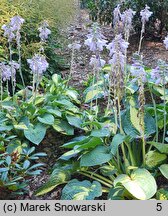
left=38, top=21, right=51, bottom=42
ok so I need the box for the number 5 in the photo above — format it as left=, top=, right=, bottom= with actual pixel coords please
left=156, top=203, right=162, bottom=211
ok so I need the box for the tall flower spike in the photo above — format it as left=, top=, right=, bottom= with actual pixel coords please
left=1, top=24, right=15, bottom=42
left=151, top=60, right=168, bottom=85
left=113, top=5, right=121, bottom=28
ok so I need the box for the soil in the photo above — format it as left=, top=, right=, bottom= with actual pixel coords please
left=16, top=6, right=168, bottom=200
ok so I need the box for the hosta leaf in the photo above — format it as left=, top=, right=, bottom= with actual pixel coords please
left=14, top=123, right=28, bottom=130
left=37, top=113, right=54, bottom=125
left=85, top=90, right=103, bottom=103
left=100, top=165, right=117, bottom=177
left=66, top=115, right=83, bottom=128
left=61, top=179, right=102, bottom=200
left=62, top=136, right=90, bottom=149
left=111, top=134, right=126, bottom=155
left=91, top=128, right=110, bottom=137
left=0, top=125, right=13, bottom=132
left=114, top=168, right=157, bottom=200
left=159, top=164, right=168, bottom=179
left=147, top=142, right=168, bottom=154
left=130, top=104, right=141, bottom=133
left=47, top=108, right=62, bottom=117
left=35, top=167, right=71, bottom=196
left=80, top=145, right=112, bottom=167
left=145, top=151, right=167, bottom=169
left=53, top=120, right=74, bottom=135
left=59, top=149, right=81, bottom=160
left=24, top=123, right=46, bottom=145
left=108, top=186, right=126, bottom=200
left=77, top=137, right=103, bottom=150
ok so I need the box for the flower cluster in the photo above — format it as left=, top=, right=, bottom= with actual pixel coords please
left=0, top=61, right=19, bottom=81
left=130, top=54, right=147, bottom=83
left=38, top=21, right=51, bottom=42
left=89, top=55, right=106, bottom=69
left=27, top=54, right=49, bottom=75
left=140, top=5, right=153, bottom=23
left=1, top=16, right=24, bottom=42
left=151, top=60, right=168, bottom=85
left=107, top=34, right=129, bottom=72
left=85, top=23, right=107, bottom=52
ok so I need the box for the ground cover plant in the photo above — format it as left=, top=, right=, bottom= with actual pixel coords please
left=0, top=0, right=168, bottom=200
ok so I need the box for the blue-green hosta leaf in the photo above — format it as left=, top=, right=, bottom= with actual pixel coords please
left=91, top=127, right=111, bottom=137
left=0, top=124, right=13, bottom=132
left=61, top=136, right=90, bottom=149
left=147, top=142, right=168, bottom=154
left=122, top=110, right=155, bottom=138
left=53, top=120, right=74, bottom=135
left=37, top=113, right=54, bottom=125
left=108, top=186, right=126, bottom=200
left=110, top=134, right=126, bottom=155
left=114, top=168, right=157, bottom=200
left=80, top=145, right=112, bottom=167
left=61, top=179, right=102, bottom=200
left=14, top=123, right=28, bottom=130
left=66, top=115, right=83, bottom=128
left=24, top=123, right=46, bottom=145
left=35, top=167, right=72, bottom=196
left=59, top=149, right=81, bottom=160
left=145, top=151, right=167, bottom=169
left=159, top=164, right=168, bottom=179
left=47, top=108, right=62, bottom=117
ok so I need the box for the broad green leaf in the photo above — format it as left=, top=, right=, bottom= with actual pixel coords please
left=147, top=142, right=168, bottom=154
left=24, top=123, right=46, bottom=145
left=0, top=125, right=13, bottom=132
left=100, top=165, right=117, bottom=177
left=59, top=149, right=81, bottom=160
left=66, top=115, right=83, bottom=128
left=53, top=120, right=74, bottom=135
left=80, top=146, right=112, bottom=167
left=145, top=151, right=167, bottom=169
left=61, top=179, right=102, bottom=200
left=37, top=113, right=54, bottom=125
left=130, top=103, right=141, bottom=133
left=35, top=167, right=71, bottom=196
left=111, top=134, right=126, bottom=155
left=85, top=90, right=102, bottom=103
left=91, top=128, right=110, bottom=137
left=114, top=168, right=157, bottom=200
left=62, top=136, right=90, bottom=149
left=47, top=108, right=62, bottom=117
left=159, top=164, right=168, bottom=179
left=77, top=137, right=103, bottom=150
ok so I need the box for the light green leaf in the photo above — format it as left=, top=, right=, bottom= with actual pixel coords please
left=145, top=151, right=167, bottom=169
left=91, top=128, right=110, bottom=137
left=147, top=142, right=168, bottom=154
left=66, top=115, right=83, bottom=128
left=53, top=120, right=74, bottom=135
left=114, top=168, right=157, bottom=200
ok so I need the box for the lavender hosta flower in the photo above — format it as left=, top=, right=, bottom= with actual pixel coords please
left=113, top=5, right=121, bottom=27
left=0, top=63, right=11, bottom=81
left=38, top=21, right=51, bottom=42
left=140, top=5, right=153, bottom=23
left=163, top=35, right=168, bottom=50
left=10, top=16, right=24, bottom=31
left=27, top=54, right=49, bottom=75
left=1, top=24, right=15, bottom=42
left=121, top=8, right=136, bottom=35
left=109, top=52, right=125, bottom=71
left=151, top=60, right=168, bottom=85
left=130, top=61, right=147, bottom=83
left=107, top=34, right=129, bottom=57
left=68, top=42, right=81, bottom=50
left=84, top=23, right=107, bottom=52
left=89, top=56, right=106, bottom=69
